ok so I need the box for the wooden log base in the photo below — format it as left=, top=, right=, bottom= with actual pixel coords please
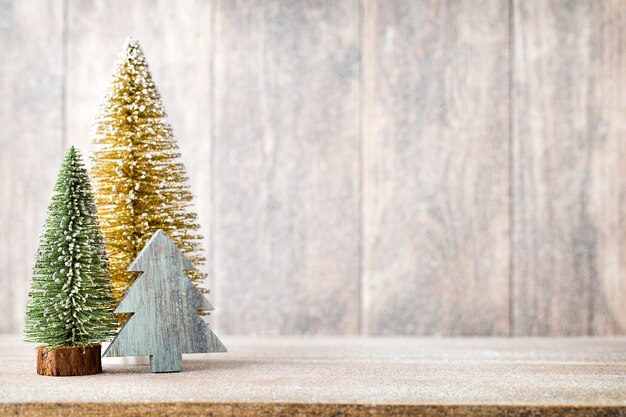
left=36, top=344, right=102, bottom=376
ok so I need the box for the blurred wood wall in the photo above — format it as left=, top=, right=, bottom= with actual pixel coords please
left=1, top=0, right=625, bottom=336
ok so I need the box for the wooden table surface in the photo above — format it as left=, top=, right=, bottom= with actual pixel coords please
left=1, top=335, right=625, bottom=416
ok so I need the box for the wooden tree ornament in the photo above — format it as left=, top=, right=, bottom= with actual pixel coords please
left=103, top=230, right=226, bottom=372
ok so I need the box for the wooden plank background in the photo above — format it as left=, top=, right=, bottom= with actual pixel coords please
left=362, top=0, right=510, bottom=335
left=0, top=0, right=624, bottom=336
left=512, top=0, right=626, bottom=336
left=213, top=0, right=361, bottom=335
left=0, top=0, right=64, bottom=333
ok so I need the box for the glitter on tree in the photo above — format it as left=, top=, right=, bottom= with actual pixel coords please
left=90, top=38, right=207, bottom=307
left=24, top=147, right=117, bottom=350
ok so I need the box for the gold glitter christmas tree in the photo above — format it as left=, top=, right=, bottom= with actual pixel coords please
left=90, top=38, right=207, bottom=306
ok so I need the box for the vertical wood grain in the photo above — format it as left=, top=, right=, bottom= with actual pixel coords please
left=362, top=0, right=511, bottom=335
left=513, top=0, right=626, bottom=335
left=589, top=2, right=626, bottom=336
left=0, top=0, right=63, bottom=332
left=2, top=0, right=625, bottom=336
left=104, top=230, right=226, bottom=373
left=65, top=0, right=214, bottom=288
left=213, top=0, right=361, bottom=335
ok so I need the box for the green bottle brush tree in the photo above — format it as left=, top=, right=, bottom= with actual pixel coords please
left=24, top=147, right=117, bottom=376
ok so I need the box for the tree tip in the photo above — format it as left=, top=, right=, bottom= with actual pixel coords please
left=123, top=36, right=141, bottom=50
left=65, top=146, right=79, bottom=157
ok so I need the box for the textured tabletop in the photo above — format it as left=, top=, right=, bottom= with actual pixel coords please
left=1, top=335, right=625, bottom=416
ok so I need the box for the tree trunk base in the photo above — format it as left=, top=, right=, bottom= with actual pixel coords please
left=36, top=345, right=102, bottom=376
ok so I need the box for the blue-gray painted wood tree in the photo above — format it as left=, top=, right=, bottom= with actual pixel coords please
left=103, top=230, right=226, bottom=372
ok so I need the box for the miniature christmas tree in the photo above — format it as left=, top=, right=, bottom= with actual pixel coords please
left=90, top=38, right=207, bottom=307
left=24, top=147, right=117, bottom=376
left=104, top=230, right=226, bottom=373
